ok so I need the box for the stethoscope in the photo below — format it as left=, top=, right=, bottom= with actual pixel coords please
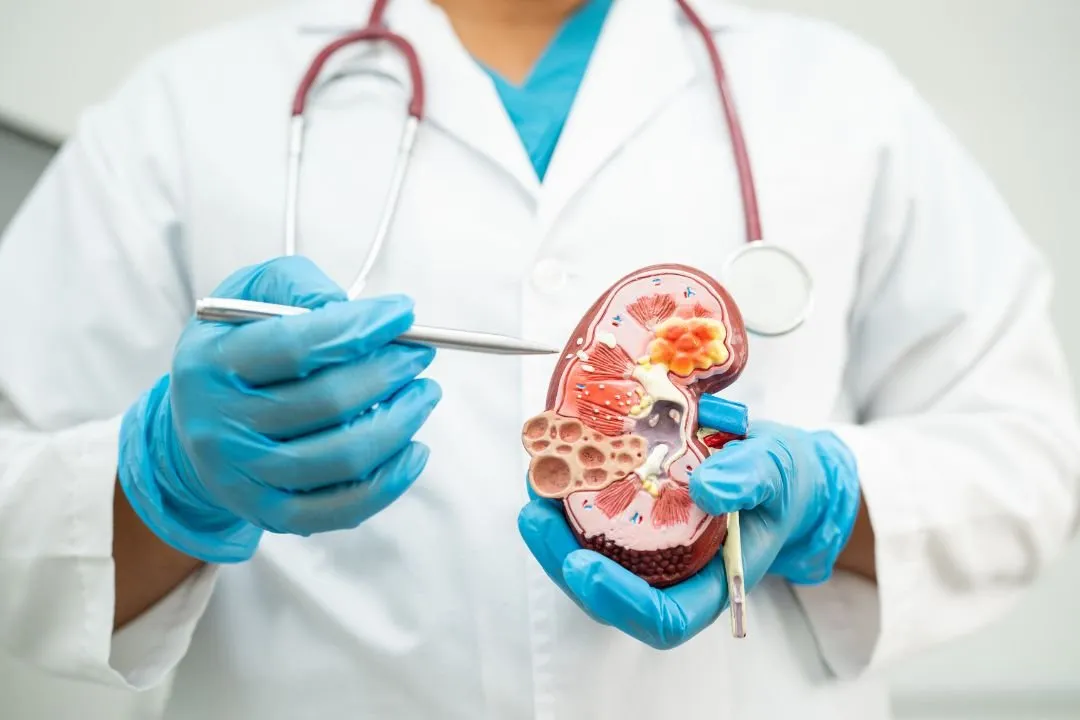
left=212, top=0, right=814, bottom=337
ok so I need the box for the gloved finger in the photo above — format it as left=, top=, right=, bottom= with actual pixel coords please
left=211, top=256, right=348, bottom=309
left=253, top=378, right=442, bottom=491
left=688, top=429, right=793, bottom=516
left=518, top=499, right=585, bottom=592
left=560, top=549, right=728, bottom=650
left=220, top=294, right=417, bottom=385
left=518, top=472, right=575, bottom=588
left=241, top=344, right=436, bottom=439
left=255, top=441, right=432, bottom=535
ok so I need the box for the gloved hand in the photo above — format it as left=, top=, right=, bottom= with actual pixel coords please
left=517, top=406, right=861, bottom=650
left=118, top=256, right=442, bottom=563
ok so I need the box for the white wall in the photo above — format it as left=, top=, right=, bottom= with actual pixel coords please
left=0, top=0, right=281, bottom=142
left=0, top=129, right=52, bottom=224
left=1, top=0, right=1079, bottom=718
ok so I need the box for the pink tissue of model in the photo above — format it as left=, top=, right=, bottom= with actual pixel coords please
left=521, top=264, right=749, bottom=587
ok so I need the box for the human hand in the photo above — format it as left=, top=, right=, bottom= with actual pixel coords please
left=118, top=256, right=442, bottom=563
left=517, top=407, right=861, bottom=649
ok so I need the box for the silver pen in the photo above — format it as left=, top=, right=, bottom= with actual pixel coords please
left=195, top=298, right=558, bottom=356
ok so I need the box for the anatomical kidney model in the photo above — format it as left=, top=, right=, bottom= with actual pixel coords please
left=522, top=264, right=752, bottom=605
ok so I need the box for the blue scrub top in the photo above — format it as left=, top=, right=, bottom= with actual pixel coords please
left=477, top=0, right=615, bottom=181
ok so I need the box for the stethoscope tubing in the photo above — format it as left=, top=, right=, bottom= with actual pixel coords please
left=283, top=0, right=763, bottom=298
left=285, top=0, right=424, bottom=298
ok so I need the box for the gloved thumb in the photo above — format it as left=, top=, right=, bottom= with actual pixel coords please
left=688, top=422, right=794, bottom=517
left=210, top=256, right=347, bottom=309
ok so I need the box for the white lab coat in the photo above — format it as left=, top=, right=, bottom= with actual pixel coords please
left=1, top=0, right=1078, bottom=718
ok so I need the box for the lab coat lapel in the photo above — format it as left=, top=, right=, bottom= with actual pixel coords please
left=295, top=0, right=539, bottom=197
left=389, top=0, right=541, bottom=193
left=536, top=0, right=696, bottom=229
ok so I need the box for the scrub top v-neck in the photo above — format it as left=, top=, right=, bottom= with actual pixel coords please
left=477, top=0, right=615, bottom=181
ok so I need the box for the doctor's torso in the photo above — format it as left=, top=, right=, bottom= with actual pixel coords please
left=102, top=0, right=896, bottom=717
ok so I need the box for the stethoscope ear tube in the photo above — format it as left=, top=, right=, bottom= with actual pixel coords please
left=284, top=15, right=426, bottom=299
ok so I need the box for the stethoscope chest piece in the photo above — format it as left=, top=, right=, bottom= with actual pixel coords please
left=722, top=240, right=813, bottom=337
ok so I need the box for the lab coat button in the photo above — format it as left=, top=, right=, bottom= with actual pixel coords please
left=531, top=259, right=568, bottom=292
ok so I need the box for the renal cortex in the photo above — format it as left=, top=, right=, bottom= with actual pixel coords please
left=521, top=264, right=751, bottom=588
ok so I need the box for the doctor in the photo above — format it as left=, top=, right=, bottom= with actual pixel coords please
left=1, top=0, right=1078, bottom=718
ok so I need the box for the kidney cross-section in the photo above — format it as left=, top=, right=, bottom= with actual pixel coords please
left=521, top=264, right=749, bottom=588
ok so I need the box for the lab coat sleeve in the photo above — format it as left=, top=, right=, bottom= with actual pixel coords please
left=0, top=54, right=220, bottom=690
left=790, top=72, right=1080, bottom=679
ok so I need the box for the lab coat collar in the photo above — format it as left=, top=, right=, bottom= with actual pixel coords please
left=533, top=0, right=710, bottom=228
left=292, top=0, right=748, bottom=205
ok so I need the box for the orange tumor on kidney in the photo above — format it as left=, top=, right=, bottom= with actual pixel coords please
left=647, top=316, right=729, bottom=377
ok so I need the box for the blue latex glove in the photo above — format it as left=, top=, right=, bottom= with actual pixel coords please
left=517, top=406, right=861, bottom=650
left=118, top=256, right=442, bottom=563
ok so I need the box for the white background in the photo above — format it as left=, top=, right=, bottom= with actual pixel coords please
left=1, top=1, right=1078, bottom=718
